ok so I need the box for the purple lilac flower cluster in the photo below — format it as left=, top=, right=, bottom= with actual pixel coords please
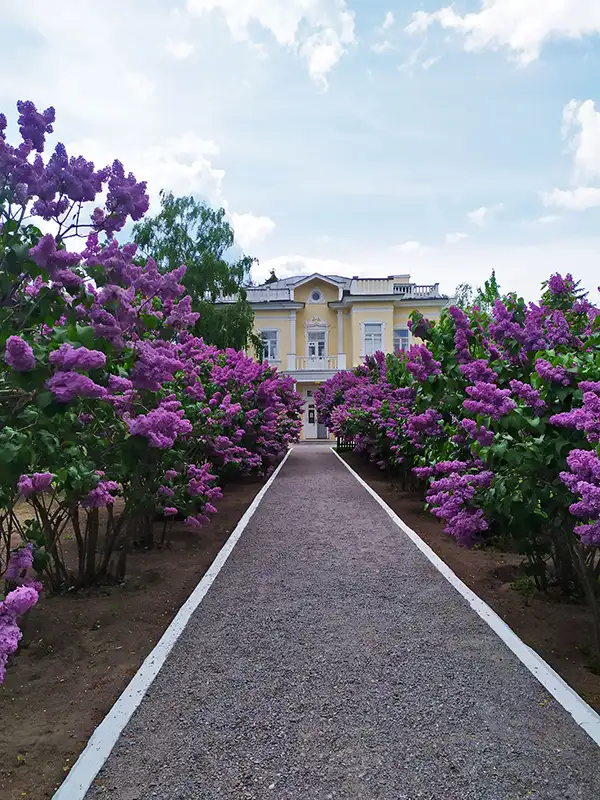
left=463, top=382, right=516, bottom=419
left=49, top=344, right=106, bottom=371
left=548, top=273, right=575, bottom=297
left=2, top=100, right=148, bottom=235
left=509, top=380, right=546, bottom=415
left=4, top=544, right=34, bottom=581
left=82, top=480, right=120, bottom=509
left=406, top=408, right=443, bottom=445
left=17, top=473, right=53, bottom=497
left=405, top=344, right=442, bottom=382
left=0, top=586, right=39, bottom=682
left=489, top=300, right=526, bottom=348
left=448, top=306, right=474, bottom=363
left=127, top=402, right=193, bottom=449
left=47, top=371, right=107, bottom=402
left=559, top=449, right=600, bottom=545
left=459, top=360, right=497, bottom=384
left=535, top=358, right=572, bottom=386
left=550, top=383, right=600, bottom=443
left=460, top=419, right=494, bottom=447
left=426, top=470, right=493, bottom=546
left=4, top=336, right=35, bottom=372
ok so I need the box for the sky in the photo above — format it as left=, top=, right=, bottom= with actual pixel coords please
left=1, top=1, right=600, bottom=300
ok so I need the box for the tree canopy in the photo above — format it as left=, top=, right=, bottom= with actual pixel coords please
left=133, top=191, right=259, bottom=351
left=454, top=270, right=500, bottom=314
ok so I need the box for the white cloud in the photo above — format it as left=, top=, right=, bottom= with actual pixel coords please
left=230, top=212, right=276, bottom=249
left=467, top=206, right=488, bottom=226
left=166, top=38, right=195, bottom=59
left=406, top=1, right=600, bottom=65
left=142, top=134, right=226, bottom=206
left=422, top=56, right=441, bottom=70
left=446, top=231, right=468, bottom=244
left=467, top=203, right=504, bottom=225
left=542, top=99, right=600, bottom=212
left=398, top=43, right=440, bottom=74
left=371, top=40, right=392, bottom=54
left=391, top=240, right=425, bottom=254
left=383, top=11, right=395, bottom=30
left=301, top=29, right=346, bottom=90
left=256, top=254, right=356, bottom=282
left=535, top=215, right=561, bottom=224
left=541, top=187, right=600, bottom=211
left=186, top=0, right=355, bottom=86
left=562, top=99, right=600, bottom=180
left=259, top=240, right=600, bottom=303
left=66, top=133, right=275, bottom=248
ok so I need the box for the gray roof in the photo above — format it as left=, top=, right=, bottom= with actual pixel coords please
left=254, top=274, right=351, bottom=290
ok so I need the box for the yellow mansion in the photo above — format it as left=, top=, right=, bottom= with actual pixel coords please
left=220, top=273, right=451, bottom=439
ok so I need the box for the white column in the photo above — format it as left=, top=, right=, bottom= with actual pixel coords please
left=337, top=310, right=344, bottom=356
left=288, top=310, right=297, bottom=371
left=290, top=310, right=297, bottom=354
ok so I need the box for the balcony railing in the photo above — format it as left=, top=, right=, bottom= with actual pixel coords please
left=218, top=288, right=293, bottom=303
left=286, top=354, right=347, bottom=371
left=393, top=282, right=440, bottom=297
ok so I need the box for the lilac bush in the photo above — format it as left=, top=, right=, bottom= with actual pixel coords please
left=316, top=272, right=600, bottom=651
left=0, top=100, right=302, bottom=682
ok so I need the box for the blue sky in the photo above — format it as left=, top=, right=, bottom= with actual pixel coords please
left=2, top=0, right=600, bottom=299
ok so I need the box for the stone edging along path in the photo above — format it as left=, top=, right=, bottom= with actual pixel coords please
left=54, top=444, right=600, bottom=799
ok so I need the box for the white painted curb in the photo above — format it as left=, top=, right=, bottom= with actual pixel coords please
left=53, top=448, right=293, bottom=800
left=332, top=447, right=600, bottom=747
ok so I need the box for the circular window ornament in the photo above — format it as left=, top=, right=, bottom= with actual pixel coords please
left=310, top=289, right=322, bottom=302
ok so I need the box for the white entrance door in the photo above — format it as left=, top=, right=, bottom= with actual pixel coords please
left=307, top=331, right=326, bottom=369
left=303, top=389, right=318, bottom=439
left=305, top=401, right=318, bottom=439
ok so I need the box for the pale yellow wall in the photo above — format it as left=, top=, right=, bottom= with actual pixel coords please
left=393, top=306, right=442, bottom=327
left=253, top=310, right=292, bottom=365
left=294, top=279, right=339, bottom=357
left=393, top=306, right=442, bottom=347
left=349, top=307, right=394, bottom=367
left=251, top=288, right=447, bottom=368
left=293, top=279, right=339, bottom=305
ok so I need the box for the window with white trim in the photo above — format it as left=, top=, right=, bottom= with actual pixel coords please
left=307, top=330, right=326, bottom=358
left=260, top=330, right=278, bottom=361
left=393, top=328, right=410, bottom=353
left=363, top=323, right=383, bottom=355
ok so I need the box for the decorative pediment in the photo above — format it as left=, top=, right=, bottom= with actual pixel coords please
left=304, top=316, right=329, bottom=330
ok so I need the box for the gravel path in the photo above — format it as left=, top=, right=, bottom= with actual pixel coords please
left=86, top=445, right=600, bottom=799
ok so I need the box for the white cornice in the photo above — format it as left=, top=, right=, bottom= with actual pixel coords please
left=350, top=305, right=394, bottom=313
left=250, top=302, right=304, bottom=311
left=329, top=296, right=449, bottom=309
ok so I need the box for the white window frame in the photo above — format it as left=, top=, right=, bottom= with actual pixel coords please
left=260, top=329, right=280, bottom=362
left=304, top=318, right=329, bottom=357
left=307, top=330, right=326, bottom=358
left=360, top=321, right=385, bottom=357
left=393, top=327, right=410, bottom=353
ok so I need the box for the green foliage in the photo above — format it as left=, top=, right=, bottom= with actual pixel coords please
left=133, top=190, right=259, bottom=351
left=454, top=270, right=501, bottom=314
